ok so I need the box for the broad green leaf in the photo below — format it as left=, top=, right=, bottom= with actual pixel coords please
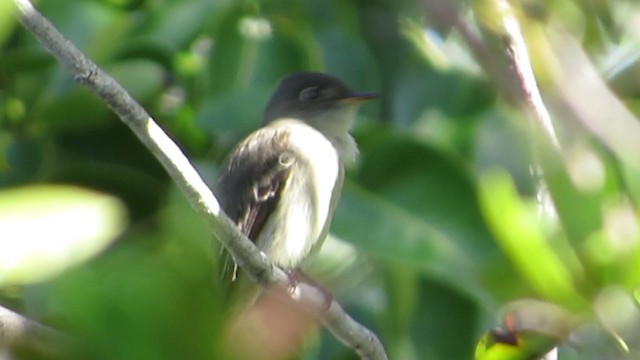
left=478, top=170, right=586, bottom=307
left=40, top=88, right=110, bottom=130
left=410, top=278, right=478, bottom=359
left=355, top=130, right=496, bottom=258
left=38, top=0, right=125, bottom=60
left=107, top=59, right=165, bottom=102
left=0, top=185, right=126, bottom=286
left=205, top=4, right=255, bottom=98
left=334, top=182, right=502, bottom=302
left=138, top=0, right=223, bottom=52
left=196, top=85, right=271, bottom=143
left=48, top=237, right=224, bottom=360
left=340, top=130, right=528, bottom=300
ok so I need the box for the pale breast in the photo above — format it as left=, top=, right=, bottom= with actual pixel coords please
left=261, top=119, right=340, bottom=266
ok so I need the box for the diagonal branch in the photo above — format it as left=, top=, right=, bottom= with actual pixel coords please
left=10, top=0, right=387, bottom=359
left=0, top=305, right=73, bottom=357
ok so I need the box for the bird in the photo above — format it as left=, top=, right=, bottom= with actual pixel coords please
left=214, top=71, right=376, bottom=295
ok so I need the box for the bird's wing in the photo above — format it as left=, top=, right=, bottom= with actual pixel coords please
left=215, top=127, right=294, bottom=281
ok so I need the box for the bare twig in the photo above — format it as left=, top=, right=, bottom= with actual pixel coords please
left=0, top=305, right=72, bottom=357
left=492, top=0, right=559, bottom=148
left=10, top=0, right=387, bottom=359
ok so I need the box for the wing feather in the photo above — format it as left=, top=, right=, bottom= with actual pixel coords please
left=215, top=127, right=293, bottom=280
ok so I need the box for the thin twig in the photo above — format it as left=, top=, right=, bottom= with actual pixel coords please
left=492, top=0, right=559, bottom=148
left=10, top=0, right=387, bottom=359
left=0, top=305, right=72, bottom=357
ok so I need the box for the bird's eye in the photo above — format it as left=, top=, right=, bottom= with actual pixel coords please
left=299, top=86, right=321, bottom=101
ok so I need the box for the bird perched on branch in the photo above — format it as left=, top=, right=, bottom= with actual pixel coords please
left=214, top=72, right=376, bottom=297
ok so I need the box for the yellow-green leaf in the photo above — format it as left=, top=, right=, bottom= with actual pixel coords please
left=478, top=169, right=586, bottom=307
left=0, top=185, right=127, bottom=286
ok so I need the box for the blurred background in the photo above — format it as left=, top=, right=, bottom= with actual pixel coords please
left=2, top=0, right=640, bottom=359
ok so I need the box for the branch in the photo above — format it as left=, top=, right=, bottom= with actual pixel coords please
left=0, top=305, right=73, bottom=357
left=488, top=0, right=559, bottom=148
left=424, top=0, right=559, bottom=148
left=10, top=1, right=387, bottom=359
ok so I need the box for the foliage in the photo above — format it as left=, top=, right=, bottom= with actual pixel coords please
left=2, top=0, right=640, bottom=359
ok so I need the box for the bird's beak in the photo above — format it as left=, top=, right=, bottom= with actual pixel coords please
left=340, top=92, right=379, bottom=104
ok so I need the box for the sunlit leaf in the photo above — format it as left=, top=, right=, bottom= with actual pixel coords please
left=0, top=185, right=127, bottom=286
left=0, top=2, right=17, bottom=47
left=478, top=169, right=586, bottom=307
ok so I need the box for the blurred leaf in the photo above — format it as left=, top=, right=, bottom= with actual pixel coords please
left=410, top=278, right=477, bottom=359
left=107, top=59, right=165, bottom=102
left=316, top=24, right=378, bottom=87
left=333, top=128, right=531, bottom=302
left=475, top=331, right=557, bottom=360
left=379, top=266, right=420, bottom=359
left=334, top=182, right=483, bottom=297
left=0, top=48, right=54, bottom=74
left=478, top=169, right=586, bottom=307
left=607, top=46, right=640, bottom=99
left=355, top=128, right=496, bottom=256
left=158, top=185, right=214, bottom=277
left=196, top=85, right=270, bottom=143
left=205, top=4, right=254, bottom=98
left=536, top=138, right=604, bottom=247
left=475, top=299, right=576, bottom=360
left=38, top=0, right=125, bottom=60
left=48, top=240, right=222, bottom=359
left=40, top=88, right=110, bottom=130
left=582, top=200, right=640, bottom=289
left=594, top=286, right=640, bottom=354
left=0, top=185, right=127, bottom=287
left=547, top=34, right=640, bottom=201
left=343, top=129, right=528, bottom=299
left=138, top=0, right=223, bottom=52
left=0, top=1, right=17, bottom=47
left=0, top=136, right=50, bottom=187
left=391, top=64, right=495, bottom=128
left=41, top=185, right=222, bottom=359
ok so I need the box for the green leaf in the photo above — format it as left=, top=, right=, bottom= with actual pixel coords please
left=334, top=182, right=483, bottom=297
left=0, top=185, right=127, bottom=286
left=40, top=88, right=110, bottom=130
left=355, top=129, right=496, bottom=258
left=335, top=129, right=527, bottom=300
left=107, top=59, right=165, bottom=102
left=536, top=138, right=604, bottom=252
left=196, top=85, right=270, bottom=142
left=477, top=170, right=586, bottom=307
